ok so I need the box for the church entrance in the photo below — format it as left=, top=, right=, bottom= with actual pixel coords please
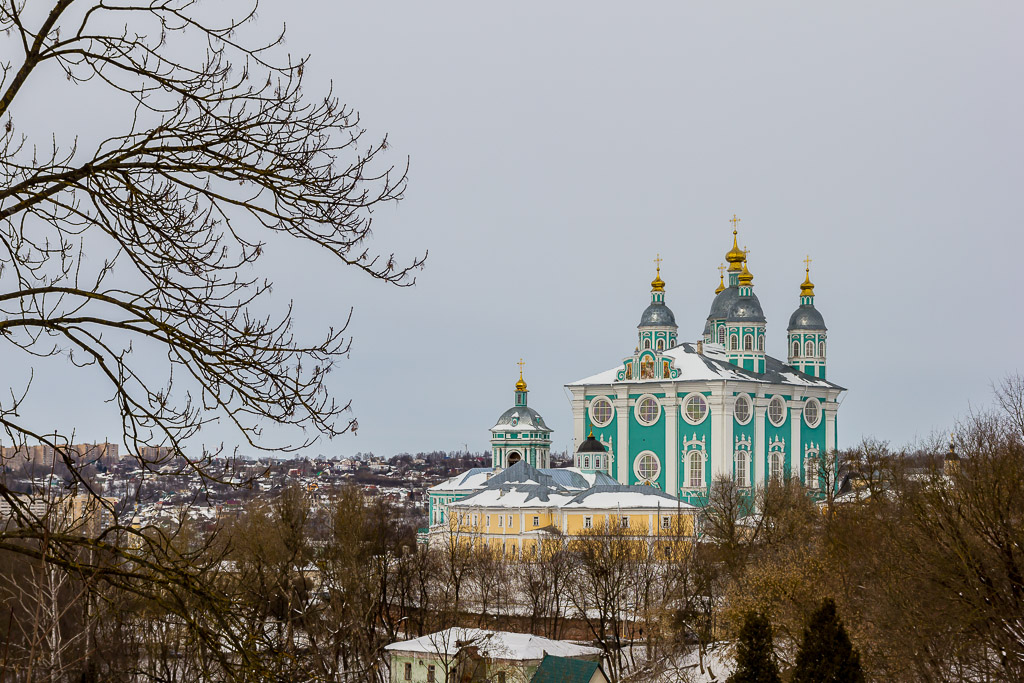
left=507, top=452, right=522, bottom=466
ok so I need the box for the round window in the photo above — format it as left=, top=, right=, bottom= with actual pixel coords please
left=768, top=396, right=787, bottom=427
left=803, top=398, right=821, bottom=428
left=589, top=397, right=614, bottom=428
left=682, top=393, right=708, bottom=425
left=734, top=394, right=752, bottom=425
left=634, top=451, right=661, bottom=482
left=635, top=395, right=661, bottom=425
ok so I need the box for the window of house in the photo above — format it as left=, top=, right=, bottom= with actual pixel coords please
left=804, top=398, right=821, bottom=428
left=584, top=516, right=592, bottom=529
left=507, top=515, right=512, bottom=527
left=496, top=673, right=506, bottom=683
left=620, top=516, right=629, bottom=528
left=472, top=514, right=478, bottom=526
left=731, top=335, right=739, bottom=350
left=404, top=663, right=412, bottom=680
left=644, top=339, right=651, bottom=350
left=792, top=340, right=800, bottom=358
left=533, top=516, right=540, bottom=527
left=819, top=341, right=826, bottom=357
left=682, top=393, right=708, bottom=425
left=636, top=395, right=660, bottom=425
left=657, top=339, right=664, bottom=351
left=805, top=340, right=814, bottom=357
left=486, top=515, right=490, bottom=527
left=498, top=516, right=502, bottom=527
left=634, top=451, right=661, bottom=482
left=661, top=516, right=671, bottom=529
left=770, top=452, right=783, bottom=481
left=734, top=394, right=752, bottom=424
left=589, top=397, right=614, bottom=427
left=768, top=396, right=786, bottom=427
left=744, top=334, right=753, bottom=351
left=688, top=452, right=704, bottom=488
left=584, top=456, right=590, bottom=469
left=735, top=451, right=748, bottom=488
left=427, top=665, right=436, bottom=682
left=718, top=327, right=726, bottom=345
left=758, top=334, right=764, bottom=351
left=805, top=454, right=819, bottom=490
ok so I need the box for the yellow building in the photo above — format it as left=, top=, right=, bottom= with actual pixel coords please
left=433, top=460, right=697, bottom=557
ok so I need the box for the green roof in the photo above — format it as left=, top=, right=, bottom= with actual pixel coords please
left=531, top=654, right=601, bottom=683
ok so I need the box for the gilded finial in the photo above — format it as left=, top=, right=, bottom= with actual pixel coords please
left=715, top=263, right=726, bottom=294
left=726, top=215, right=746, bottom=271
left=800, top=254, right=815, bottom=297
left=651, top=254, right=665, bottom=292
left=515, top=358, right=527, bottom=392
left=738, top=247, right=753, bottom=286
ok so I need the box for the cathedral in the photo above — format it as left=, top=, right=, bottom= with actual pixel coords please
left=567, top=217, right=843, bottom=506
left=428, top=216, right=844, bottom=530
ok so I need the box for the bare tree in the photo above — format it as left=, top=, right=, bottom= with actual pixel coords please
left=0, top=1, right=421, bottom=677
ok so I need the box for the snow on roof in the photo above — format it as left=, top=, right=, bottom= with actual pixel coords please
left=428, top=468, right=494, bottom=493
left=384, top=628, right=602, bottom=661
left=563, top=485, right=697, bottom=510
left=451, top=485, right=577, bottom=509
left=567, top=342, right=843, bottom=390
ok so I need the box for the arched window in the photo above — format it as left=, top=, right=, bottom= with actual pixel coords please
left=718, top=327, right=726, bottom=345
left=805, top=340, right=814, bottom=357
left=744, top=334, right=753, bottom=351
left=688, top=451, right=704, bottom=488
left=792, top=340, right=800, bottom=358
left=595, top=456, right=602, bottom=469
left=758, top=335, right=764, bottom=351
left=656, top=339, right=664, bottom=351
left=731, top=335, right=739, bottom=350
left=819, top=341, right=826, bottom=357
left=770, top=452, right=783, bottom=481
left=735, top=451, right=749, bottom=488
left=583, top=456, right=590, bottom=469
left=805, top=453, right=819, bottom=490
left=644, top=339, right=651, bottom=350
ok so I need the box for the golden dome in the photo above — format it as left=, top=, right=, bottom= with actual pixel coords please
left=651, top=254, right=665, bottom=292
left=714, top=264, right=726, bottom=294
left=515, top=359, right=528, bottom=392
left=800, top=255, right=815, bottom=297
left=738, top=250, right=754, bottom=286
left=725, top=214, right=746, bottom=271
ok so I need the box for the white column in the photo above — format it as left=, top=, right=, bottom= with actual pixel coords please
left=570, top=388, right=586, bottom=453
left=789, top=398, right=803, bottom=478
left=753, top=397, right=768, bottom=487
left=615, top=391, right=630, bottom=485
left=709, top=383, right=730, bottom=480
left=662, top=388, right=679, bottom=495
left=824, top=401, right=838, bottom=455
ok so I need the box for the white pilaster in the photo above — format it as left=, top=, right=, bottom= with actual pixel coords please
left=709, top=383, right=730, bottom=481
left=614, top=391, right=630, bottom=485
left=753, top=397, right=768, bottom=488
left=789, top=399, right=803, bottom=477
left=569, top=387, right=587, bottom=453
left=824, top=401, right=838, bottom=455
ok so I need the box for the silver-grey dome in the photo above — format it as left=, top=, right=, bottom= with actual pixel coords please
left=492, top=405, right=549, bottom=431
left=707, top=286, right=739, bottom=321
left=788, top=305, right=826, bottom=330
left=638, top=302, right=677, bottom=328
left=726, top=293, right=766, bottom=323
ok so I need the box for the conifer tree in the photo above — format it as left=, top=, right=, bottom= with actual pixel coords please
left=791, top=599, right=865, bottom=683
left=728, top=611, right=781, bottom=683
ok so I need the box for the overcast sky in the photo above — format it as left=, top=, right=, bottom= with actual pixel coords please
left=7, top=2, right=1023, bottom=458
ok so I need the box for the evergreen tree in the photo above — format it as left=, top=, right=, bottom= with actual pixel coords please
left=791, top=599, right=865, bottom=683
left=728, top=611, right=781, bottom=683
